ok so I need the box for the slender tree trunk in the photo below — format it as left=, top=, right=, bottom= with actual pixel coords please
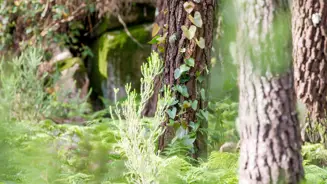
left=154, top=0, right=215, bottom=158
left=292, top=0, right=327, bottom=144
left=237, top=0, right=304, bottom=183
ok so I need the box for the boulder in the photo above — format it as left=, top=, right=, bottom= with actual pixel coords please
left=90, top=24, right=152, bottom=102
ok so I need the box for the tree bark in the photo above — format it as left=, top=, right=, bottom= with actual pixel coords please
left=292, top=0, right=327, bottom=144
left=155, top=0, right=215, bottom=159
left=237, top=0, right=304, bottom=183
left=142, top=0, right=166, bottom=117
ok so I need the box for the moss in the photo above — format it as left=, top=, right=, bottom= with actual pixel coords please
left=57, top=57, right=86, bottom=72
left=90, top=24, right=151, bottom=96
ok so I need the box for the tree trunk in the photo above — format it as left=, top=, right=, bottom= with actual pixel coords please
left=155, top=0, right=215, bottom=159
left=292, top=0, right=327, bottom=144
left=142, top=0, right=166, bottom=117
left=237, top=0, right=304, bottom=183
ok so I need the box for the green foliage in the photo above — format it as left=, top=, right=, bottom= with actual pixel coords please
left=208, top=100, right=239, bottom=151
left=302, top=143, right=327, bottom=167
left=0, top=47, right=48, bottom=120
left=0, top=0, right=95, bottom=57
left=304, top=165, right=327, bottom=184
left=2, top=45, right=327, bottom=184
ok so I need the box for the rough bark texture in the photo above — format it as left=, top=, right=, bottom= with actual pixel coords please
left=142, top=0, right=166, bottom=117
left=237, top=0, right=304, bottom=183
left=292, top=0, right=327, bottom=143
left=157, top=0, right=215, bottom=158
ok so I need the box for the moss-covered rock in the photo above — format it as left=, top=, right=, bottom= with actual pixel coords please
left=90, top=24, right=152, bottom=101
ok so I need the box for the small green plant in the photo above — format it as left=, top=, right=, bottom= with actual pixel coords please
left=111, top=52, right=174, bottom=184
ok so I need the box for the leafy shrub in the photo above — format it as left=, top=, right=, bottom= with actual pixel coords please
left=302, top=143, right=327, bottom=167
left=208, top=100, right=239, bottom=151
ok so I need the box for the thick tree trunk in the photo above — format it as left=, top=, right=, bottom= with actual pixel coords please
left=155, top=0, right=215, bottom=158
left=292, top=1, right=327, bottom=144
left=237, top=0, right=304, bottom=183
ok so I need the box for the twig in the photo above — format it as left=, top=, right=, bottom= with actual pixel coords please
left=117, top=14, right=144, bottom=48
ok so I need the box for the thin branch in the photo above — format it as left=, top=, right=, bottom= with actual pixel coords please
left=117, top=14, right=144, bottom=48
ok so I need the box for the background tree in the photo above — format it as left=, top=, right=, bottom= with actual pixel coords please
left=292, top=0, right=327, bottom=144
left=236, top=0, right=304, bottom=183
left=152, top=0, right=215, bottom=158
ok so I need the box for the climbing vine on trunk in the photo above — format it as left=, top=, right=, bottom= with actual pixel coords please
left=150, top=0, right=215, bottom=158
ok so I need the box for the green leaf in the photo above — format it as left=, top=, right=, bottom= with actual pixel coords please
left=201, top=88, right=206, bottom=100
left=197, top=75, right=205, bottom=83
left=148, top=33, right=168, bottom=44
left=181, top=25, right=197, bottom=40
left=170, top=99, right=179, bottom=106
left=196, top=37, right=205, bottom=49
left=148, top=35, right=161, bottom=44
left=167, top=107, right=177, bottom=119
left=183, top=1, right=195, bottom=14
left=182, top=101, right=191, bottom=109
left=176, top=127, right=188, bottom=139
left=191, top=100, right=198, bottom=110
left=180, top=64, right=190, bottom=73
left=180, top=75, right=191, bottom=83
left=189, top=121, right=200, bottom=131
left=174, top=64, right=190, bottom=79
left=193, top=11, right=203, bottom=28
left=168, top=119, right=175, bottom=126
left=183, top=137, right=196, bottom=146
left=201, top=110, right=209, bottom=121
left=174, top=68, right=182, bottom=79
left=176, top=85, right=189, bottom=98
left=185, top=58, right=195, bottom=67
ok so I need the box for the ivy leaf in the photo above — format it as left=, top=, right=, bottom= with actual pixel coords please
left=152, top=23, right=160, bottom=37
left=156, top=32, right=168, bottom=44
left=196, top=37, right=205, bottom=49
left=175, top=64, right=190, bottom=79
left=169, top=99, right=179, bottom=106
left=191, top=100, right=198, bottom=110
left=148, top=35, right=161, bottom=44
left=201, top=88, right=206, bottom=100
left=200, top=110, right=209, bottom=121
left=197, top=75, right=205, bottom=83
left=180, top=48, right=186, bottom=53
left=176, top=127, right=188, bottom=139
left=185, top=58, right=195, bottom=67
left=181, top=25, right=197, bottom=40
left=176, top=85, right=189, bottom=98
left=182, top=101, right=191, bottom=109
left=174, top=68, right=182, bottom=79
left=180, top=64, right=190, bottom=73
left=189, top=121, right=200, bottom=131
left=183, top=1, right=195, bottom=14
left=168, top=119, right=175, bottom=126
left=183, top=137, right=196, bottom=146
left=193, top=11, right=203, bottom=28
left=167, top=107, right=177, bottom=119
left=180, top=74, right=190, bottom=83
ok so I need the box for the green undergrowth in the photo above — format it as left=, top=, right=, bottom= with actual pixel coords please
left=2, top=119, right=327, bottom=184
left=1, top=48, right=327, bottom=184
